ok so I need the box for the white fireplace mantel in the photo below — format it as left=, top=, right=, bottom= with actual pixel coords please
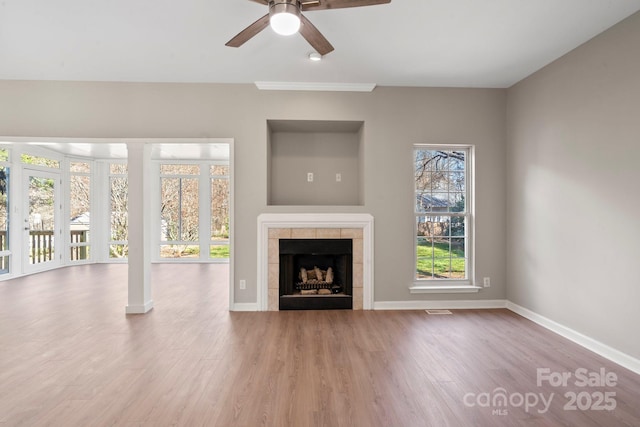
left=257, top=213, right=374, bottom=311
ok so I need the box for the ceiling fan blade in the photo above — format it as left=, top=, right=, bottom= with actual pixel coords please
left=299, top=14, right=334, bottom=55
left=247, top=0, right=269, bottom=4
left=301, top=0, right=390, bottom=12
left=225, top=14, right=270, bottom=48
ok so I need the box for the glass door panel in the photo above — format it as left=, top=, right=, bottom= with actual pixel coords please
left=24, top=170, right=60, bottom=271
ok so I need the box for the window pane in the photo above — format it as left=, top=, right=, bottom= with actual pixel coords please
left=449, top=153, right=465, bottom=171
left=160, top=164, right=200, bottom=175
left=415, top=192, right=449, bottom=213
left=21, top=154, right=60, bottom=168
left=109, top=244, right=128, bottom=258
left=70, top=162, right=91, bottom=173
left=416, top=215, right=467, bottom=280
left=161, top=177, right=199, bottom=242
left=161, top=178, right=178, bottom=242
left=451, top=217, right=465, bottom=237
left=211, top=178, right=229, bottom=240
left=0, top=148, right=9, bottom=162
left=415, top=149, right=467, bottom=214
left=449, top=194, right=465, bottom=213
left=210, top=244, right=229, bottom=259
left=180, top=179, right=199, bottom=241
left=449, top=171, right=465, bottom=192
left=110, top=163, right=128, bottom=259
left=110, top=176, right=128, bottom=243
left=210, top=165, right=229, bottom=176
left=110, top=163, right=127, bottom=174
left=70, top=175, right=91, bottom=243
left=0, top=255, right=9, bottom=273
left=71, top=230, right=90, bottom=245
left=70, top=245, right=90, bottom=261
left=0, top=167, right=8, bottom=253
left=160, top=244, right=199, bottom=258
left=416, top=236, right=434, bottom=279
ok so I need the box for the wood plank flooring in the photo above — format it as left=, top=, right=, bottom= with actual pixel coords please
left=1, top=264, right=639, bottom=426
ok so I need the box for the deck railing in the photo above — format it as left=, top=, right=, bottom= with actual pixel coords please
left=70, top=230, right=88, bottom=260
left=30, top=230, right=54, bottom=263
left=0, top=230, right=89, bottom=264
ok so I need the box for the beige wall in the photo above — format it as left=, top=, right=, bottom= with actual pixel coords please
left=506, top=12, right=640, bottom=358
left=0, top=82, right=507, bottom=304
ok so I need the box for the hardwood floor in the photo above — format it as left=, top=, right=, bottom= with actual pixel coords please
left=1, top=264, right=639, bottom=426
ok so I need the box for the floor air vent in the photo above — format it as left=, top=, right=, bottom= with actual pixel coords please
left=425, top=309, right=452, bottom=315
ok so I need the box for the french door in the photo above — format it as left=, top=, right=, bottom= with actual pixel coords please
left=23, top=169, right=61, bottom=273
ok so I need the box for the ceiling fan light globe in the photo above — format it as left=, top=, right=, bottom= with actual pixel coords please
left=270, top=12, right=301, bottom=35
left=270, top=2, right=301, bottom=36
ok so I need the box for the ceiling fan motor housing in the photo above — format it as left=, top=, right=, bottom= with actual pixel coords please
left=269, top=0, right=302, bottom=18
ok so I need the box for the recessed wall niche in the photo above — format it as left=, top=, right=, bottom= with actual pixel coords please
left=267, top=120, right=364, bottom=206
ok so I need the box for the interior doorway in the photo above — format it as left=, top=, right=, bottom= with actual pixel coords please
left=1, top=138, right=234, bottom=312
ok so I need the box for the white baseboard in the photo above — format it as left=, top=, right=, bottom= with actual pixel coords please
left=230, top=303, right=259, bottom=312
left=506, top=301, right=640, bottom=375
left=125, top=300, right=154, bottom=314
left=373, top=299, right=507, bottom=310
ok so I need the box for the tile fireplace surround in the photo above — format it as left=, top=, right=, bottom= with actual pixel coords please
left=257, top=213, right=374, bottom=311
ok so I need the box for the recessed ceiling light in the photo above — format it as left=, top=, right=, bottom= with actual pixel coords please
left=309, top=52, right=322, bottom=62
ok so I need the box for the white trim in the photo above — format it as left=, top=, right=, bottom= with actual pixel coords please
left=227, top=141, right=235, bottom=314
left=506, top=302, right=640, bottom=375
left=255, top=81, right=376, bottom=92
left=125, top=300, right=154, bottom=314
left=374, top=299, right=507, bottom=310
left=230, top=303, right=259, bottom=312
left=409, top=285, right=482, bottom=294
left=257, top=213, right=374, bottom=311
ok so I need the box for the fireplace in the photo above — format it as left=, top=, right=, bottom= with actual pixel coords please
left=257, top=213, right=373, bottom=311
left=279, top=239, right=353, bottom=310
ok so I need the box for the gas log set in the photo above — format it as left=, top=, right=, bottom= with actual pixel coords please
left=279, top=238, right=353, bottom=310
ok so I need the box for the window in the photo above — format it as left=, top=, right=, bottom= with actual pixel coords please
left=160, top=164, right=200, bottom=258
left=69, top=161, right=91, bottom=262
left=0, top=148, right=10, bottom=274
left=155, top=162, right=230, bottom=261
left=210, top=164, right=229, bottom=259
left=414, top=146, right=472, bottom=283
left=109, top=162, right=128, bottom=259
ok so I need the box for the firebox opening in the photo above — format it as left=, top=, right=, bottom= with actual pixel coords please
left=279, top=239, right=353, bottom=310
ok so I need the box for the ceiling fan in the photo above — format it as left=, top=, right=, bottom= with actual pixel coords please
left=226, top=0, right=391, bottom=56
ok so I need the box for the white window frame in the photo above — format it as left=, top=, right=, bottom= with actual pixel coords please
left=410, top=144, right=479, bottom=293
left=106, top=160, right=128, bottom=263
left=0, top=147, right=11, bottom=275
left=65, top=157, right=94, bottom=264
left=208, top=163, right=230, bottom=263
left=152, top=160, right=230, bottom=263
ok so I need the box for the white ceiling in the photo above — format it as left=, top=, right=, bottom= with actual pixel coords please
left=1, top=0, right=639, bottom=88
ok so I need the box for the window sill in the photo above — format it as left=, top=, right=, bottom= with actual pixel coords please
left=409, top=285, right=483, bottom=294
